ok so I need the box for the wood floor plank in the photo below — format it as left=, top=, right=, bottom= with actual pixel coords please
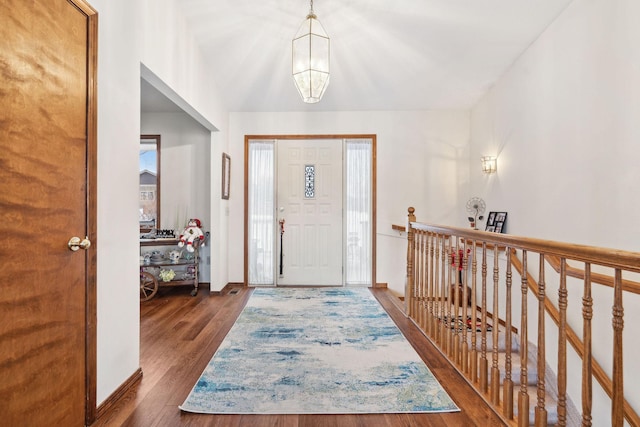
left=92, top=286, right=506, bottom=427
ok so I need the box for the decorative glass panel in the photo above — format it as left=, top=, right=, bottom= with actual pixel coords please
left=248, top=141, right=275, bottom=285
left=345, top=140, right=372, bottom=285
left=304, top=165, right=315, bottom=198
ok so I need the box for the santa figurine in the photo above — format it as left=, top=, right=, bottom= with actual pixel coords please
left=178, top=218, right=204, bottom=252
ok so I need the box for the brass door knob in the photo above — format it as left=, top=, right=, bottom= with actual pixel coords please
left=68, top=236, right=91, bottom=251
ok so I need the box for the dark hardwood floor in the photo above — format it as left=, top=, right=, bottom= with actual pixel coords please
left=91, top=286, right=506, bottom=427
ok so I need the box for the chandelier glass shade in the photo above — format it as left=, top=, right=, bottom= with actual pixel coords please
left=292, top=1, right=330, bottom=103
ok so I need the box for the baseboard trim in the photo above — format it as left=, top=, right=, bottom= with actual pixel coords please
left=227, top=282, right=245, bottom=287
left=95, top=368, right=143, bottom=421
left=214, top=283, right=386, bottom=292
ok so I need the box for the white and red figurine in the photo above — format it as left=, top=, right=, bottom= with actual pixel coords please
left=178, top=218, right=204, bottom=252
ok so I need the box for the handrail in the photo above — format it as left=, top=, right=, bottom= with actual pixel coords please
left=410, top=221, right=640, bottom=276
left=404, top=207, right=640, bottom=427
left=545, top=254, right=640, bottom=296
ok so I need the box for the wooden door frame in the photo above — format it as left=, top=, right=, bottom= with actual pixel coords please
left=70, top=0, right=99, bottom=424
left=244, top=134, right=377, bottom=288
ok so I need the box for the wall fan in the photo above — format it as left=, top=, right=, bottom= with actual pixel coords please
left=466, top=197, right=486, bottom=229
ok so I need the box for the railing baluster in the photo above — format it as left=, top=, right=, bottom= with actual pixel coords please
left=479, top=241, right=489, bottom=393
left=535, top=254, right=548, bottom=427
left=415, top=232, right=424, bottom=324
left=491, top=245, right=501, bottom=405
left=427, top=232, right=435, bottom=336
left=439, top=234, right=447, bottom=346
left=504, top=247, right=514, bottom=420
left=582, top=263, right=593, bottom=427
left=431, top=234, right=440, bottom=343
left=428, top=232, right=434, bottom=335
left=453, top=238, right=461, bottom=365
left=413, top=231, right=419, bottom=324
left=422, top=231, right=428, bottom=331
left=415, top=231, right=421, bottom=327
left=417, top=230, right=424, bottom=330
left=519, top=250, right=530, bottom=427
left=405, top=207, right=415, bottom=317
left=558, top=258, right=568, bottom=426
left=413, top=231, right=419, bottom=323
left=612, top=268, right=624, bottom=427
left=470, top=239, right=478, bottom=383
left=461, top=239, right=469, bottom=374
left=447, top=236, right=454, bottom=357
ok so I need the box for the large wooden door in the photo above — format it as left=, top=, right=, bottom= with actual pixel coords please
left=0, top=1, right=97, bottom=425
left=276, top=140, right=343, bottom=285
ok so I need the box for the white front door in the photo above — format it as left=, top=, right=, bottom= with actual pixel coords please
left=276, top=139, right=343, bottom=285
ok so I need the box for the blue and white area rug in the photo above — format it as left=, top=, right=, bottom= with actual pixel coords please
left=180, top=287, right=459, bottom=414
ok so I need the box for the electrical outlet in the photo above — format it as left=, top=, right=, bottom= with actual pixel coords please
left=207, top=256, right=210, bottom=265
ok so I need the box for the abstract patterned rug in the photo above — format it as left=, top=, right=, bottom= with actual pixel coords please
left=180, top=287, right=459, bottom=414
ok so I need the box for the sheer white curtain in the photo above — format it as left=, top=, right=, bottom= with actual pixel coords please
left=345, top=139, right=372, bottom=285
left=248, top=141, right=275, bottom=285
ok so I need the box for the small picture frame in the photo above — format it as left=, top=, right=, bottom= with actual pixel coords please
left=221, top=153, right=231, bottom=200
left=486, top=211, right=507, bottom=233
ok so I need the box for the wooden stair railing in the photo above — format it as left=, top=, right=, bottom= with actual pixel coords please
left=404, top=207, right=640, bottom=427
left=526, top=252, right=640, bottom=426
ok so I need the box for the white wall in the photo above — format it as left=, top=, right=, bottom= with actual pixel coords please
left=91, top=0, right=142, bottom=407
left=91, top=0, right=228, bottom=405
left=469, top=0, right=640, bottom=422
left=141, top=112, right=211, bottom=230
left=141, top=112, right=212, bottom=281
left=228, top=111, right=470, bottom=296
left=138, top=0, right=230, bottom=293
left=470, top=0, right=640, bottom=251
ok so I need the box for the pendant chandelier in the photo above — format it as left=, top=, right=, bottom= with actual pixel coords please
left=292, top=0, right=330, bottom=103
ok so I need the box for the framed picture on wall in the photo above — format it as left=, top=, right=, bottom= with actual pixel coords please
left=486, top=211, right=507, bottom=233
left=222, top=153, right=231, bottom=200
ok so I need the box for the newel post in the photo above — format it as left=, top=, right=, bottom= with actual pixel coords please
left=405, top=207, right=416, bottom=317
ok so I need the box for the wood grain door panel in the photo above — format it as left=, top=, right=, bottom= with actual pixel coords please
left=0, top=0, right=96, bottom=424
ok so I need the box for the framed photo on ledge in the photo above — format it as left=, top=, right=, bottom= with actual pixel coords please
left=486, top=211, right=507, bottom=233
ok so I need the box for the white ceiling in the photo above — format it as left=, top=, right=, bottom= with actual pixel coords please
left=142, top=0, right=574, bottom=113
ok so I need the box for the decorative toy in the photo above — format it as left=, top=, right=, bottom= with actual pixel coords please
left=178, top=218, right=204, bottom=252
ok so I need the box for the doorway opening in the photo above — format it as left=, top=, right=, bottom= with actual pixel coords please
left=244, top=135, right=376, bottom=287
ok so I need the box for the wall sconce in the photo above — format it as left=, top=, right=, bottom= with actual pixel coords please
left=481, top=156, right=497, bottom=174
